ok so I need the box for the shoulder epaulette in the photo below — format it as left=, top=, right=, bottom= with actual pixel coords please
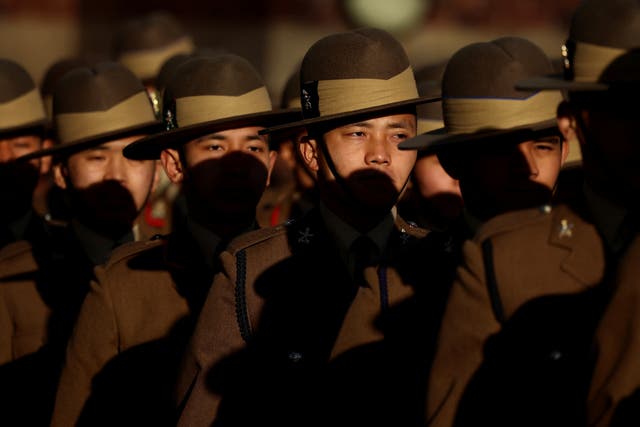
left=474, top=205, right=554, bottom=243
left=395, top=215, right=429, bottom=239
left=0, top=241, right=37, bottom=278
left=103, top=238, right=165, bottom=269
left=226, top=224, right=290, bottom=255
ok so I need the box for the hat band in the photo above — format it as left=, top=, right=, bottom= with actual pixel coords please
left=0, top=88, right=46, bottom=131
left=417, top=118, right=444, bottom=134
left=118, top=36, right=195, bottom=81
left=572, top=40, right=627, bottom=83
left=175, top=87, right=272, bottom=127
left=56, top=92, right=156, bottom=144
left=314, top=67, right=418, bottom=117
left=444, top=91, right=562, bottom=134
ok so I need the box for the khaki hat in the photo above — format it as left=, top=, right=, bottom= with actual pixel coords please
left=123, top=54, right=301, bottom=160
left=517, top=0, right=640, bottom=91
left=414, top=61, right=446, bottom=134
left=113, top=11, right=195, bottom=83
left=40, top=57, right=93, bottom=123
left=261, top=27, right=439, bottom=135
left=0, top=59, right=46, bottom=138
left=399, top=37, right=563, bottom=153
left=20, top=62, right=162, bottom=161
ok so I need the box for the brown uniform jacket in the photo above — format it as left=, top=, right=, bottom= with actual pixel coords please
left=175, top=208, right=459, bottom=427
left=0, top=225, right=103, bottom=426
left=588, top=235, right=640, bottom=427
left=51, top=231, right=215, bottom=427
left=427, top=204, right=607, bottom=427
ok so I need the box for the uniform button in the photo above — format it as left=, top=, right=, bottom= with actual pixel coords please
left=288, top=351, right=303, bottom=363
left=548, top=350, right=563, bottom=361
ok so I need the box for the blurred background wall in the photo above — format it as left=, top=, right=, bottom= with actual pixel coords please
left=0, top=0, right=580, bottom=104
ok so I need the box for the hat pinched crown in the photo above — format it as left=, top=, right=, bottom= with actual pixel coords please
left=0, top=59, right=46, bottom=137
left=400, top=37, right=563, bottom=152
left=114, top=11, right=195, bottom=82
left=518, top=0, right=640, bottom=91
left=123, top=54, right=301, bottom=160
left=261, top=27, right=437, bottom=135
left=19, top=62, right=161, bottom=161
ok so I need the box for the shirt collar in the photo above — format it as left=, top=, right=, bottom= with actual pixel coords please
left=186, top=218, right=223, bottom=269
left=319, top=201, right=395, bottom=261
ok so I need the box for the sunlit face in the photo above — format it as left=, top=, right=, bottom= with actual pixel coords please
left=54, top=135, right=157, bottom=234
left=458, top=136, right=566, bottom=220
left=413, top=154, right=461, bottom=200
left=177, top=126, right=276, bottom=221
left=309, top=113, right=418, bottom=213
left=0, top=135, right=42, bottom=164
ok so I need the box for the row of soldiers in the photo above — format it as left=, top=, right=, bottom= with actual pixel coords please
left=1, top=0, right=639, bottom=425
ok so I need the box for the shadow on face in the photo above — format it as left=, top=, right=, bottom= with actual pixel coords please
left=65, top=180, right=139, bottom=238
left=182, top=151, right=270, bottom=226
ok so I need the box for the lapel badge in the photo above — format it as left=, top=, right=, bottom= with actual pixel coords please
left=297, top=227, right=314, bottom=244
left=558, top=219, right=574, bottom=238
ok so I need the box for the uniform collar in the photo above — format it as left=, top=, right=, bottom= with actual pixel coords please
left=70, top=219, right=135, bottom=266
left=583, top=184, right=629, bottom=255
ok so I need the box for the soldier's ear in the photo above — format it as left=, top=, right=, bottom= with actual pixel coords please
left=52, top=162, right=68, bottom=189
left=556, top=101, right=577, bottom=145
left=298, top=135, right=319, bottom=172
left=160, top=148, right=184, bottom=184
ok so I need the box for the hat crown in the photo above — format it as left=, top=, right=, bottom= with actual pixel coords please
left=443, top=37, right=554, bottom=99
left=301, top=28, right=410, bottom=82
left=54, top=62, right=148, bottom=115
left=166, top=54, right=265, bottom=99
left=0, top=59, right=37, bottom=103
left=570, top=0, right=640, bottom=48
left=114, top=11, right=189, bottom=54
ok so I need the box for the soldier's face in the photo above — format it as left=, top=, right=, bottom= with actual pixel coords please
left=310, top=113, right=417, bottom=212
left=576, top=106, right=640, bottom=207
left=54, top=136, right=158, bottom=232
left=458, top=136, right=566, bottom=220
left=179, top=126, right=276, bottom=222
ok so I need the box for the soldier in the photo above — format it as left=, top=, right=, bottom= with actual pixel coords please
left=113, top=10, right=197, bottom=237
left=175, top=27, right=454, bottom=427
left=512, top=0, right=640, bottom=425
left=398, top=36, right=576, bottom=427
left=49, top=54, right=299, bottom=427
left=0, top=59, right=52, bottom=249
left=399, top=1, right=638, bottom=424
left=397, top=60, right=463, bottom=231
left=256, top=65, right=317, bottom=227
left=0, top=61, right=161, bottom=426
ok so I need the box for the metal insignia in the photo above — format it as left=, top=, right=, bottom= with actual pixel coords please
left=400, top=229, right=410, bottom=245
left=558, top=219, right=574, bottom=238
left=165, top=109, right=176, bottom=131
left=301, top=88, right=313, bottom=112
left=297, top=227, right=314, bottom=244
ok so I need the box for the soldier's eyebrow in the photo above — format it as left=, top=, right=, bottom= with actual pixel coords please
left=195, top=133, right=226, bottom=143
left=387, top=120, right=414, bottom=130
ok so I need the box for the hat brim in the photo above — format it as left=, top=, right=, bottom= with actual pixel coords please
left=259, top=95, right=440, bottom=136
left=19, top=120, right=164, bottom=161
left=0, top=118, right=48, bottom=139
left=124, top=108, right=302, bottom=160
left=515, top=74, right=609, bottom=92
left=398, top=118, right=559, bottom=153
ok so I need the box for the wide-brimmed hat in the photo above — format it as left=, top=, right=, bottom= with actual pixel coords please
left=0, top=59, right=47, bottom=138
left=123, top=54, right=302, bottom=160
left=20, top=62, right=162, bottom=161
left=414, top=61, right=446, bottom=134
left=399, top=37, right=563, bottom=153
left=517, top=0, right=640, bottom=92
left=261, top=27, right=439, bottom=135
left=113, top=11, right=195, bottom=84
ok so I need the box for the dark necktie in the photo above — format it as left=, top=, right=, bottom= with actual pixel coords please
left=350, top=235, right=377, bottom=285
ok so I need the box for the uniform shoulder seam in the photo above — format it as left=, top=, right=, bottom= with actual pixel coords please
left=226, top=225, right=289, bottom=254
left=104, top=238, right=165, bottom=268
left=475, top=206, right=553, bottom=243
